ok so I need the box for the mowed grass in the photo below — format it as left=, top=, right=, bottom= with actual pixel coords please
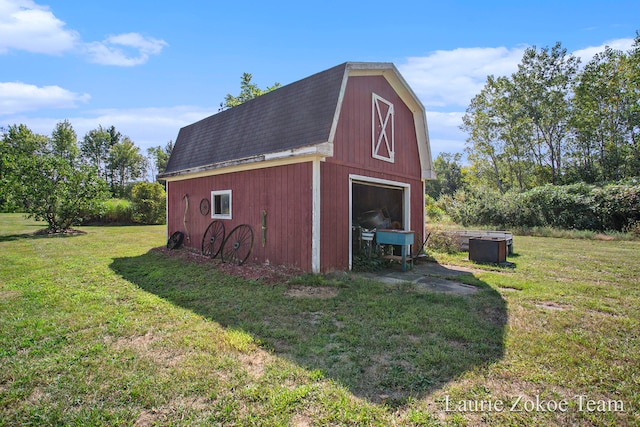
left=0, top=213, right=638, bottom=426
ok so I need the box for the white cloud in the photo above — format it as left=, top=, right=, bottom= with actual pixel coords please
left=400, top=39, right=638, bottom=157
left=0, top=0, right=167, bottom=66
left=426, top=111, right=467, bottom=157
left=572, top=37, right=635, bottom=63
left=84, top=33, right=168, bottom=66
left=0, top=82, right=90, bottom=114
left=398, top=46, right=526, bottom=109
left=0, top=0, right=79, bottom=54
left=78, top=106, right=205, bottom=146
left=3, top=106, right=214, bottom=150
left=397, top=46, right=526, bottom=157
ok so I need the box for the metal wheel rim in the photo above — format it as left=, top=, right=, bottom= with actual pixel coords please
left=201, top=220, right=225, bottom=258
left=221, top=224, right=254, bottom=265
left=199, top=198, right=210, bottom=216
left=167, top=231, right=184, bottom=250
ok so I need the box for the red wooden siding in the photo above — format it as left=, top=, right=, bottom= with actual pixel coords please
left=320, top=75, right=425, bottom=272
left=330, top=76, right=423, bottom=178
left=166, top=74, right=426, bottom=272
left=320, top=162, right=424, bottom=271
left=167, top=162, right=313, bottom=270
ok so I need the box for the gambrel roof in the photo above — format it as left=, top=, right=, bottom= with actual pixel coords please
left=160, top=62, right=434, bottom=180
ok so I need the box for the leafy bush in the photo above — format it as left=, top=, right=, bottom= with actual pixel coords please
left=441, top=180, right=640, bottom=232
left=82, top=198, right=133, bottom=224
left=425, top=194, right=445, bottom=220
left=11, top=155, right=109, bottom=232
left=103, top=199, right=134, bottom=223
left=426, top=229, right=459, bottom=254
left=130, top=182, right=166, bottom=225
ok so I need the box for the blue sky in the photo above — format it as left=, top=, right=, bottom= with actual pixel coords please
left=1, top=0, right=639, bottom=159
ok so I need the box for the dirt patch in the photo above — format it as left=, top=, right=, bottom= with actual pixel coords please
left=33, top=228, right=86, bottom=236
left=284, top=285, right=338, bottom=299
left=535, top=302, right=568, bottom=311
left=134, top=407, right=175, bottom=427
left=133, top=396, right=213, bottom=426
left=237, top=349, right=270, bottom=378
left=290, top=414, right=313, bottom=427
left=0, top=290, right=21, bottom=299
left=594, top=233, right=616, bottom=241
left=152, top=246, right=301, bottom=284
left=112, top=330, right=183, bottom=368
left=26, top=387, right=45, bottom=404
left=114, top=330, right=158, bottom=351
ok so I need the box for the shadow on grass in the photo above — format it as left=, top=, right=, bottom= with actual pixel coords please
left=0, top=229, right=86, bottom=242
left=110, top=250, right=507, bottom=406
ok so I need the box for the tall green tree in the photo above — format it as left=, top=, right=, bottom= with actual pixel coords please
left=3, top=123, right=108, bottom=232
left=107, top=137, right=145, bottom=196
left=462, top=76, right=507, bottom=192
left=425, top=152, right=465, bottom=198
left=619, top=34, right=640, bottom=177
left=147, top=139, right=173, bottom=180
left=221, top=73, right=281, bottom=109
left=512, top=43, right=580, bottom=183
left=0, top=124, right=48, bottom=211
left=463, top=42, right=589, bottom=190
left=16, top=154, right=108, bottom=232
left=51, top=119, right=79, bottom=165
left=81, top=125, right=114, bottom=181
left=568, top=35, right=640, bottom=182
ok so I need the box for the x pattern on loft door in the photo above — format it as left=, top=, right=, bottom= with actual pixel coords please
left=371, top=93, right=395, bottom=163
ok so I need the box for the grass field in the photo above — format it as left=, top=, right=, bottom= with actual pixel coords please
left=1, top=213, right=638, bottom=426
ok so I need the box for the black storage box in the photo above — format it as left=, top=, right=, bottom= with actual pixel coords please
left=469, top=237, right=507, bottom=263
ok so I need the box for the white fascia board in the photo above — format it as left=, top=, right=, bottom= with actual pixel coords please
left=328, top=66, right=351, bottom=144
left=160, top=142, right=333, bottom=182
left=264, top=142, right=333, bottom=160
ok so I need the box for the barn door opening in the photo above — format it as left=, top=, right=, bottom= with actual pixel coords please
left=349, top=174, right=410, bottom=270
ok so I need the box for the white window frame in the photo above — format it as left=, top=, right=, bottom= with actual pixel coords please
left=372, top=93, right=395, bottom=163
left=211, top=190, right=232, bottom=220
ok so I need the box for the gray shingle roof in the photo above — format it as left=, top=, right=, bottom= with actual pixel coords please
left=161, top=62, right=348, bottom=177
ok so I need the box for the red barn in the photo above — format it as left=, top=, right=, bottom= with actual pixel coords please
left=159, top=62, right=434, bottom=273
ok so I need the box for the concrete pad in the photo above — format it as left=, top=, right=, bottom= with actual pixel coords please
left=414, top=277, right=478, bottom=295
left=359, top=261, right=479, bottom=296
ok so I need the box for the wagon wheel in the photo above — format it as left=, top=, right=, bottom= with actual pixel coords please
left=221, top=224, right=254, bottom=265
left=199, top=198, right=210, bottom=216
left=167, top=231, right=184, bottom=250
left=201, top=220, right=225, bottom=258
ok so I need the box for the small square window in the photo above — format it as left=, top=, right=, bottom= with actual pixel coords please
left=211, top=190, right=232, bottom=219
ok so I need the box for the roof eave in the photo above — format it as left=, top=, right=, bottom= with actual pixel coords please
left=158, top=141, right=333, bottom=182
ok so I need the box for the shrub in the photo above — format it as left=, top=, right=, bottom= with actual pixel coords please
left=425, top=194, right=445, bottom=221
left=82, top=198, right=133, bottom=224
left=426, top=228, right=459, bottom=254
left=518, top=183, right=598, bottom=230
left=439, top=180, right=640, bottom=232
left=11, top=155, right=109, bottom=232
left=130, top=182, right=166, bottom=225
left=593, top=184, right=640, bottom=231
left=102, top=199, right=134, bottom=223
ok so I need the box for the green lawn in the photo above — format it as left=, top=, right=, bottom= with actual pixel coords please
left=0, top=213, right=638, bottom=426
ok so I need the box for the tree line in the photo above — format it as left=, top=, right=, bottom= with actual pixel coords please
left=427, top=34, right=640, bottom=233
left=0, top=121, right=173, bottom=232
left=459, top=35, right=639, bottom=192
left=0, top=74, right=277, bottom=233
